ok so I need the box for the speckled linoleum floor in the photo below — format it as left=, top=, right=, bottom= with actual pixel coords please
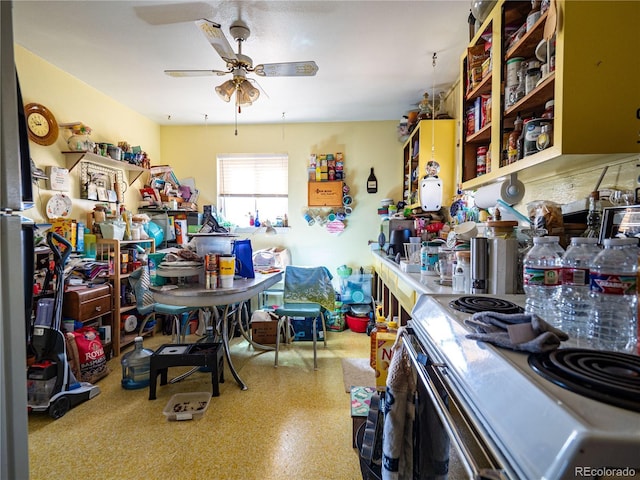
left=28, top=328, right=369, bottom=480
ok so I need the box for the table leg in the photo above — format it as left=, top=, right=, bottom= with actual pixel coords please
left=221, top=303, right=247, bottom=390
left=169, top=308, right=219, bottom=385
left=236, top=301, right=276, bottom=351
left=149, top=365, right=159, bottom=400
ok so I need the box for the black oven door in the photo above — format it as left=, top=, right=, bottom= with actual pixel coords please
left=403, top=327, right=510, bottom=480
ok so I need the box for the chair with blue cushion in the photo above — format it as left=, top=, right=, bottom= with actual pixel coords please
left=129, top=266, right=199, bottom=343
left=274, top=266, right=335, bottom=369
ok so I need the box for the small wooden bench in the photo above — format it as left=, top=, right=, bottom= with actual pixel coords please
left=149, top=342, right=224, bottom=400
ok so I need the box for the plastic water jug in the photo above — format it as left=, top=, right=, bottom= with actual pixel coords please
left=121, top=336, right=154, bottom=390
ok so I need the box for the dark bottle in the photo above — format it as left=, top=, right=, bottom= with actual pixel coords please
left=367, top=167, right=378, bottom=193
left=254, top=210, right=261, bottom=227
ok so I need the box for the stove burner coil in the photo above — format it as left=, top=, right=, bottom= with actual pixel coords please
left=529, top=348, right=640, bottom=412
left=449, top=296, right=524, bottom=314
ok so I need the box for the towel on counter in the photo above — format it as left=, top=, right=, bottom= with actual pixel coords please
left=465, top=311, right=569, bottom=353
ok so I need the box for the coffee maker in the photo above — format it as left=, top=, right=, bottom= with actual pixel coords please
left=384, top=219, right=415, bottom=258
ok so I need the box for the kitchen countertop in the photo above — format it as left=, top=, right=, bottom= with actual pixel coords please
left=371, top=249, right=454, bottom=296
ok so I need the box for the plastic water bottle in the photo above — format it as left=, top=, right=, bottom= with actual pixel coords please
left=546, top=235, right=566, bottom=256
left=121, top=336, right=154, bottom=389
left=557, top=237, right=600, bottom=344
left=420, top=241, right=429, bottom=276
left=420, top=241, right=439, bottom=277
left=588, top=238, right=638, bottom=353
left=523, top=236, right=564, bottom=327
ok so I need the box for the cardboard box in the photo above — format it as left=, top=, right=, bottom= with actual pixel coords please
left=251, top=319, right=279, bottom=344
left=375, top=331, right=397, bottom=391
left=50, top=218, right=77, bottom=249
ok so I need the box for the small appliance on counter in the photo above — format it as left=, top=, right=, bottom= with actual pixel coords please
left=381, top=218, right=415, bottom=255
left=387, top=228, right=412, bottom=258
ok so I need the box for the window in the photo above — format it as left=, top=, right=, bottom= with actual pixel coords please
left=217, top=153, right=288, bottom=227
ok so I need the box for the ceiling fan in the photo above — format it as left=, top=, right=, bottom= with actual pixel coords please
left=165, top=19, right=319, bottom=108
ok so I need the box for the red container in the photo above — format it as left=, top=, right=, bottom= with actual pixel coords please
left=345, top=314, right=369, bottom=333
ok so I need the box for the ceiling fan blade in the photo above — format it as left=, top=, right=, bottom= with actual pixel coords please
left=165, top=69, right=229, bottom=77
left=195, top=18, right=238, bottom=64
left=254, top=61, right=319, bottom=77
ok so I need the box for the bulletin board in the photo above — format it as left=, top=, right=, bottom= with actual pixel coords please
left=308, top=181, right=343, bottom=207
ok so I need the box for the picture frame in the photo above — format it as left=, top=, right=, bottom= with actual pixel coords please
left=96, top=186, right=109, bottom=202
left=107, top=189, right=118, bottom=202
left=87, top=183, right=98, bottom=201
left=308, top=180, right=343, bottom=207
left=599, top=205, right=640, bottom=243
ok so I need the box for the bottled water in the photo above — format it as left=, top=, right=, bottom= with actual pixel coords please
left=523, top=236, right=564, bottom=327
left=588, top=238, right=637, bottom=353
left=121, top=336, right=154, bottom=389
left=557, top=237, right=600, bottom=344
left=545, top=235, right=566, bottom=256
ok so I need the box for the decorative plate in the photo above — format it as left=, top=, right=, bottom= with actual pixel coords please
left=45, top=193, right=72, bottom=219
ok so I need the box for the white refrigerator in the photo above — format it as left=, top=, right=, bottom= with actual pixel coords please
left=1, top=1, right=33, bottom=477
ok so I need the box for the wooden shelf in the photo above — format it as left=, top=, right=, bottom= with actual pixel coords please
left=504, top=73, right=555, bottom=118
left=96, top=238, right=155, bottom=356
left=62, top=150, right=149, bottom=185
left=459, top=1, right=640, bottom=192
left=120, top=329, right=154, bottom=352
left=466, top=123, right=492, bottom=144
left=465, top=73, right=493, bottom=101
left=120, top=304, right=137, bottom=314
left=505, top=10, right=548, bottom=61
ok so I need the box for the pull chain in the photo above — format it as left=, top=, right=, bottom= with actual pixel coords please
left=235, top=92, right=239, bottom=136
left=431, top=52, right=437, bottom=161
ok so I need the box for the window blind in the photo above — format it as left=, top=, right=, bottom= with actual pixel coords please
left=218, top=154, right=288, bottom=197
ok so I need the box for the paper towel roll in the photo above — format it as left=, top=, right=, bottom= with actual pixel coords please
left=474, top=179, right=525, bottom=209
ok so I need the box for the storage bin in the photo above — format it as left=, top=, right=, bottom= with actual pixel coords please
left=99, top=222, right=125, bottom=240
left=193, top=235, right=233, bottom=256
left=340, top=274, right=373, bottom=303
left=163, top=392, right=211, bottom=421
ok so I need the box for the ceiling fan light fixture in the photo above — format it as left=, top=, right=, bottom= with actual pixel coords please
left=236, top=88, right=254, bottom=106
left=238, top=79, right=260, bottom=103
left=215, top=79, right=236, bottom=102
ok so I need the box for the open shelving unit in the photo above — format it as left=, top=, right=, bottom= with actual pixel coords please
left=62, top=150, right=149, bottom=185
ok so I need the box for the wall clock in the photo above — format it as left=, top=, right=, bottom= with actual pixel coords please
left=25, top=103, right=59, bottom=146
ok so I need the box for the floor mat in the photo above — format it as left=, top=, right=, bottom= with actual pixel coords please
left=341, top=357, right=375, bottom=393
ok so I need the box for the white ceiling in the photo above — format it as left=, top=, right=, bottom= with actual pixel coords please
left=12, top=0, right=472, bottom=126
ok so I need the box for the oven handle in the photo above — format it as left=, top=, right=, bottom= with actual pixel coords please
left=402, top=330, right=485, bottom=480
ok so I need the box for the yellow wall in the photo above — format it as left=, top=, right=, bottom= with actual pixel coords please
left=160, top=122, right=402, bottom=271
left=15, top=46, right=161, bottom=224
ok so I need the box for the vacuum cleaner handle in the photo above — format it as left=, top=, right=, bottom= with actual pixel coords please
left=47, top=232, right=73, bottom=267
